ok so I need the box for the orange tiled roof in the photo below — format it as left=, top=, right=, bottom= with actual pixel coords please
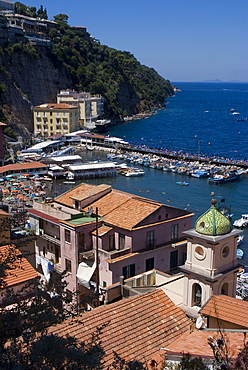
left=0, top=209, right=10, bottom=217
left=49, top=289, right=190, bottom=367
left=201, top=295, right=248, bottom=328
left=0, top=245, right=38, bottom=288
left=82, top=189, right=132, bottom=216
left=55, top=183, right=96, bottom=207
left=165, top=329, right=245, bottom=360
left=103, top=197, right=161, bottom=230
left=92, top=225, right=113, bottom=236
left=71, top=184, right=111, bottom=201
left=0, top=161, right=47, bottom=174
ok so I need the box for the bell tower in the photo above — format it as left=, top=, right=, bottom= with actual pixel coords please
left=180, top=199, right=242, bottom=312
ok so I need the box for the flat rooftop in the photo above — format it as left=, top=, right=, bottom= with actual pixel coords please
left=62, top=213, right=102, bottom=226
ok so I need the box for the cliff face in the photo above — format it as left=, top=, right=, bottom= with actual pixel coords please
left=0, top=43, right=173, bottom=137
left=0, top=47, right=71, bottom=136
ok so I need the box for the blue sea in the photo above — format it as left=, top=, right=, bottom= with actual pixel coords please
left=56, top=82, right=248, bottom=265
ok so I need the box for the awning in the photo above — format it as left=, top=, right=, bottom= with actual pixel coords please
left=76, top=260, right=96, bottom=288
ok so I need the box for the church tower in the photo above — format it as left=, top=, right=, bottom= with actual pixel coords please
left=181, top=199, right=242, bottom=312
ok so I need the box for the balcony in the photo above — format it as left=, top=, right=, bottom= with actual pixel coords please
left=39, top=230, right=61, bottom=245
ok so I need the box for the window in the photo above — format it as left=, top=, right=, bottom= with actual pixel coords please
left=119, top=233, right=125, bottom=250
left=170, top=250, right=178, bottom=271
left=65, top=229, right=71, bottom=243
left=109, top=234, right=115, bottom=250
left=65, top=258, right=72, bottom=273
left=146, top=230, right=155, bottom=249
left=171, top=224, right=178, bottom=240
left=146, top=257, right=154, bottom=271
left=122, top=264, right=135, bottom=279
left=221, top=282, right=228, bottom=295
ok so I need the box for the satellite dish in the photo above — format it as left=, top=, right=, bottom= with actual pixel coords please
left=196, top=316, right=203, bottom=329
left=89, top=206, right=93, bottom=216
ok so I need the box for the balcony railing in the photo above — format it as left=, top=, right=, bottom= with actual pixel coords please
left=39, top=231, right=61, bottom=245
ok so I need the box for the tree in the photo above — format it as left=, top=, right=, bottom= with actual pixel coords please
left=53, top=13, right=69, bottom=25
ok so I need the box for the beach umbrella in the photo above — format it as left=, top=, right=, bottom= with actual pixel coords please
left=23, top=174, right=30, bottom=177
left=11, top=189, right=18, bottom=193
left=0, top=178, right=5, bottom=182
left=2, top=189, right=9, bottom=193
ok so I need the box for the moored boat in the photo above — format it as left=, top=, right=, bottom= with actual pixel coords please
left=234, top=215, right=248, bottom=228
left=237, top=248, right=244, bottom=259
left=176, top=181, right=189, bottom=186
left=208, top=171, right=240, bottom=184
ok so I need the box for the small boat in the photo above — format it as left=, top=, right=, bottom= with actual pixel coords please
left=237, top=235, right=244, bottom=245
left=208, top=171, right=240, bottom=184
left=124, top=168, right=145, bottom=177
left=63, top=181, right=76, bottom=184
left=234, top=215, right=248, bottom=228
left=176, top=181, right=189, bottom=186
left=191, top=170, right=209, bottom=178
left=237, top=248, right=244, bottom=259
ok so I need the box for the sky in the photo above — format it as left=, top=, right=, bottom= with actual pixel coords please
left=24, top=0, right=248, bottom=82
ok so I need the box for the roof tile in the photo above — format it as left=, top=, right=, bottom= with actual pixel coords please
left=0, top=245, right=38, bottom=288
left=49, top=289, right=190, bottom=366
left=201, top=295, right=248, bottom=328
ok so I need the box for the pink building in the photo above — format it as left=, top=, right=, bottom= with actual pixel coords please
left=28, top=183, right=193, bottom=303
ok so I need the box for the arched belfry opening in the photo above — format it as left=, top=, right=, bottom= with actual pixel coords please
left=192, top=283, right=202, bottom=307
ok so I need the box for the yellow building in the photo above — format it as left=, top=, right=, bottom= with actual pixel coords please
left=57, top=90, right=104, bottom=128
left=33, top=103, right=79, bottom=138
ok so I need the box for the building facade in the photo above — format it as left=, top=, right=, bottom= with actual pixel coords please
left=57, top=90, right=104, bottom=129
left=28, top=183, right=194, bottom=301
left=33, top=103, right=79, bottom=138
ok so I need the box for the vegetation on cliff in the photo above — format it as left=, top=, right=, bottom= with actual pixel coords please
left=0, top=3, right=174, bottom=130
left=47, top=13, right=174, bottom=118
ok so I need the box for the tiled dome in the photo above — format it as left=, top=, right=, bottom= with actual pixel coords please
left=195, top=199, right=232, bottom=235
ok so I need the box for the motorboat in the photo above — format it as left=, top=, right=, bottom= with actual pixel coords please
left=237, top=235, right=244, bottom=245
left=191, top=170, right=209, bottom=178
left=234, top=215, right=248, bottom=228
left=208, top=171, right=240, bottom=184
left=237, top=248, right=244, bottom=259
left=122, top=168, right=145, bottom=177
left=176, top=181, right=189, bottom=186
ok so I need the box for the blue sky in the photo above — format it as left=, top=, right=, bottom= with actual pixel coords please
left=25, top=0, right=248, bottom=82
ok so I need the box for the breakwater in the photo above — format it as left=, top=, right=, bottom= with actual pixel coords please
left=118, top=144, right=248, bottom=170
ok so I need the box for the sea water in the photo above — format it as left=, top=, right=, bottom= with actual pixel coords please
left=55, top=82, right=248, bottom=265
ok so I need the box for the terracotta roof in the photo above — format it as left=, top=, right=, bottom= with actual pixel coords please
left=0, top=245, right=38, bottom=288
left=0, top=162, right=47, bottom=174
left=106, top=252, right=138, bottom=264
left=165, top=329, right=245, bottom=360
left=28, top=209, right=60, bottom=225
left=103, top=198, right=161, bottom=230
left=0, top=209, right=10, bottom=217
left=201, top=295, right=248, bottom=328
left=71, top=184, right=111, bottom=201
left=92, top=225, right=113, bottom=236
left=34, top=103, right=78, bottom=109
left=82, top=189, right=132, bottom=216
left=55, top=183, right=96, bottom=207
left=49, top=289, right=191, bottom=367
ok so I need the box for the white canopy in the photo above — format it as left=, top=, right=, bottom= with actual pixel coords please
left=76, top=260, right=96, bottom=288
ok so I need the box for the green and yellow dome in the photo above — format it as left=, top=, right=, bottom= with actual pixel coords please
left=195, top=199, right=232, bottom=235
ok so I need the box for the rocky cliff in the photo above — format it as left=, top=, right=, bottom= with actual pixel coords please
left=0, top=47, right=71, bottom=138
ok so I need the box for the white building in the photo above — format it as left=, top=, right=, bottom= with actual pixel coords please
left=57, top=90, right=104, bottom=129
